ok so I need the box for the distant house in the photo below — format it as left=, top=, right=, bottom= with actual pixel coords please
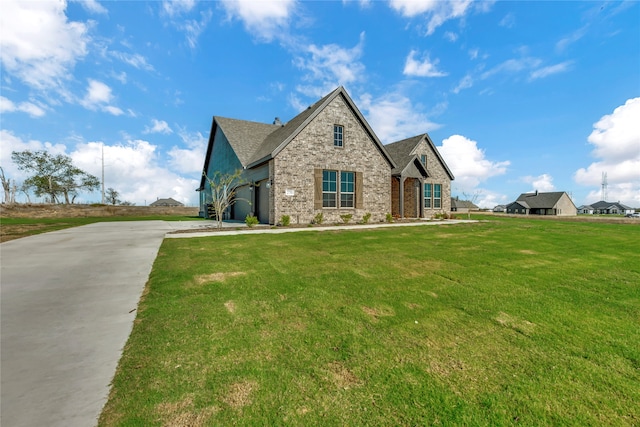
left=198, top=86, right=456, bottom=224
left=150, top=197, right=184, bottom=207
left=384, top=134, right=454, bottom=218
left=506, top=191, right=577, bottom=216
left=451, top=197, right=479, bottom=213
left=493, top=204, right=506, bottom=213
left=586, top=201, right=633, bottom=215
left=577, top=205, right=594, bottom=214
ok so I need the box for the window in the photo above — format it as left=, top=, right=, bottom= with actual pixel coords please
left=424, top=183, right=432, bottom=208
left=340, top=171, right=354, bottom=207
left=322, top=170, right=337, bottom=207
left=334, top=125, right=343, bottom=147
left=434, top=184, right=442, bottom=208
left=420, top=154, right=427, bottom=167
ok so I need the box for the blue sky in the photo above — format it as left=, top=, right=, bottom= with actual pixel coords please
left=1, top=0, right=639, bottom=208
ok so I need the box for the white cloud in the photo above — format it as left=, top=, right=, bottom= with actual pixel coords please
left=144, top=119, right=173, bottom=135
left=220, top=0, right=296, bottom=42
left=294, top=33, right=366, bottom=99
left=444, top=31, right=458, bottom=42
left=72, top=140, right=199, bottom=206
left=168, top=130, right=207, bottom=174
left=574, top=98, right=640, bottom=205
left=162, top=0, right=196, bottom=17
left=529, top=61, right=573, bottom=80
left=0, top=96, right=46, bottom=117
left=0, top=0, right=89, bottom=91
left=0, top=130, right=68, bottom=182
left=161, top=2, right=213, bottom=48
left=389, top=0, right=485, bottom=35
left=556, top=26, right=588, bottom=53
left=499, top=13, right=515, bottom=28
left=437, top=134, right=510, bottom=192
left=80, top=79, right=123, bottom=115
left=403, top=50, right=447, bottom=77
left=359, top=91, right=441, bottom=143
left=73, top=0, right=108, bottom=15
left=183, top=10, right=214, bottom=49
left=452, top=75, right=473, bottom=94
left=522, top=174, right=556, bottom=192
left=110, top=51, right=154, bottom=71
left=481, top=56, right=542, bottom=80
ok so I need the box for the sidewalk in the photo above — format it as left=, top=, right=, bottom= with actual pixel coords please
left=165, top=219, right=475, bottom=238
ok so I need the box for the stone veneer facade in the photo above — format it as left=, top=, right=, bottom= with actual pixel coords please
left=389, top=138, right=452, bottom=218
left=269, top=94, right=392, bottom=224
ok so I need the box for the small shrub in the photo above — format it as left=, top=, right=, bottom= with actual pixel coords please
left=340, top=214, right=353, bottom=224
left=362, top=212, right=372, bottom=224
left=245, top=214, right=259, bottom=227
left=313, top=212, right=324, bottom=225
left=280, top=215, right=291, bottom=226
left=385, top=213, right=393, bottom=223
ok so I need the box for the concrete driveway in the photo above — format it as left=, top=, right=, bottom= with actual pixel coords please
left=0, top=220, right=207, bottom=427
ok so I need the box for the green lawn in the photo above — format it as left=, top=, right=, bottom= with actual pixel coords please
left=100, top=217, right=640, bottom=426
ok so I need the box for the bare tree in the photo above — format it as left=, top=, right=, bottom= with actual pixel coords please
left=105, top=187, right=120, bottom=205
left=462, top=190, right=482, bottom=220
left=202, top=170, right=247, bottom=229
left=0, top=166, right=11, bottom=204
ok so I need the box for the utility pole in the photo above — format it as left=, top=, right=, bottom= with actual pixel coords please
left=101, top=143, right=105, bottom=204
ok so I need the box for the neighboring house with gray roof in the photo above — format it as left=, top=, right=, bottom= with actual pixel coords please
left=583, top=201, right=633, bottom=215
left=198, top=86, right=396, bottom=224
left=384, top=134, right=454, bottom=218
left=451, top=197, right=479, bottom=213
left=506, top=191, right=577, bottom=216
left=149, top=197, right=183, bottom=207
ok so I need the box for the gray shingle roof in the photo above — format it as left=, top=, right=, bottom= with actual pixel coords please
left=384, top=134, right=454, bottom=180
left=590, top=200, right=632, bottom=210
left=515, top=191, right=566, bottom=208
left=199, top=86, right=396, bottom=187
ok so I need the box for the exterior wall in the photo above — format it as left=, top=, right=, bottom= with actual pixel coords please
left=272, top=95, right=391, bottom=224
left=403, top=178, right=419, bottom=218
left=200, top=129, right=243, bottom=216
left=411, top=139, right=452, bottom=216
left=554, top=194, right=577, bottom=216
left=391, top=177, right=400, bottom=217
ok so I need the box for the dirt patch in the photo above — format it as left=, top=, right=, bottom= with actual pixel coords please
left=222, top=380, right=258, bottom=409
left=155, top=395, right=217, bottom=427
left=405, top=302, right=422, bottom=310
left=495, top=312, right=536, bottom=335
left=519, top=249, right=538, bottom=255
left=193, top=272, right=246, bottom=285
left=224, top=301, right=236, bottom=313
left=327, top=361, right=361, bottom=389
left=362, top=305, right=395, bottom=322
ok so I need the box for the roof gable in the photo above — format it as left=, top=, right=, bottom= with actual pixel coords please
left=200, top=87, right=396, bottom=182
left=385, top=133, right=454, bottom=180
left=247, top=86, right=395, bottom=168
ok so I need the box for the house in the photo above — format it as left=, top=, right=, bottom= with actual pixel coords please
left=451, top=197, right=478, bottom=213
left=586, top=201, right=633, bottom=215
left=384, top=134, right=454, bottom=218
left=493, top=204, right=506, bottom=213
left=197, top=86, right=397, bottom=225
left=577, top=204, right=594, bottom=214
left=506, top=191, right=577, bottom=216
left=198, top=86, right=456, bottom=224
left=149, top=197, right=183, bottom=207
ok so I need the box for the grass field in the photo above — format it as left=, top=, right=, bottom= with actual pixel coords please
left=99, top=217, right=640, bottom=426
